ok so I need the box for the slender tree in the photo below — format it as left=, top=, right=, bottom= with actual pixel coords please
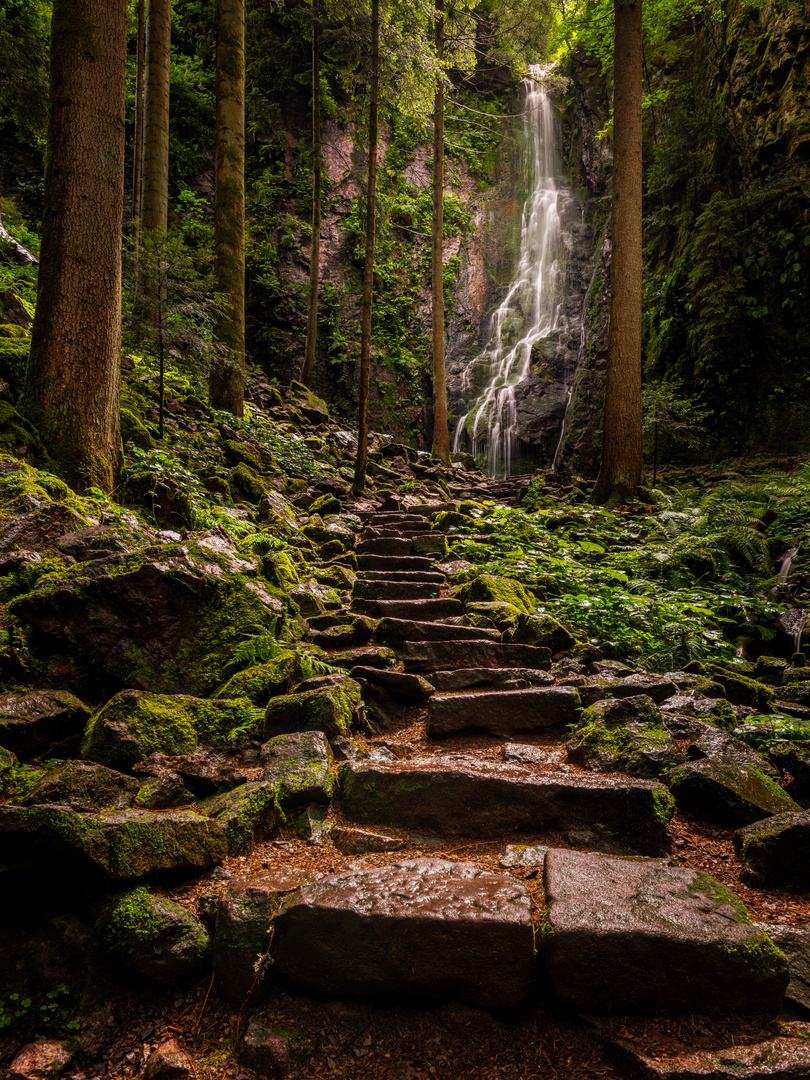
left=431, top=0, right=450, bottom=465
left=300, top=0, right=322, bottom=390
left=131, top=0, right=145, bottom=244
left=210, top=0, right=246, bottom=415
left=352, top=0, right=380, bottom=496
left=141, top=0, right=171, bottom=239
left=592, top=0, right=643, bottom=504
left=20, top=0, right=127, bottom=491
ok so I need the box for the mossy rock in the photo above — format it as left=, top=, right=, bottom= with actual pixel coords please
left=261, top=551, right=300, bottom=591
left=309, top=494, right=342, bottom=517
left=567, top=695, right=684, bottom=780
left=81, top=690, right=258, bottom=769
left=229, top=462, right=267, bottom=504
left=511, top=612, right=577, bottom=652
left=0, top=337, right=29, bottom=398
left=262, top=678, right=363, bottom=739
left=465, top=601, right=521, bottom=629
left=412, top=533, right=449, bottom=557
left=709, top=666, right=775, bottom=712
left=313, top=564, right=356, bottom=591
left=223, top=439, right=264, bottom=472
left=199, top=781, right=281, bottom=854
left=261, top=730, right=336, bottom=807
left=455, top=574, right=534, bottom=615
left=0, top=743, right=17, bottom=779
left=120, top=407, right=154, bottom=450
left=216, top=652, right=305, bottom=706
left=22, top=760, right=139, bottom=811
left=433, top=510, right=475, bottom=532
left=0, top=399, right=47, bottom=463
left=99, top=886, right=210, bottom=987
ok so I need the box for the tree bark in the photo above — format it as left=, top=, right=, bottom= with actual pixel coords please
left=300, top=0, right=321, bottom=390
left=352, top=0, right=379, bottom=497
left=431, top=0, right=450, bottom=466
left=592, top=0, right=643, bottom=505
left=141, top=0, right=170, bottom=238
left=20, top=0, right=127, bottom=492
left=131, top=0, right=145, bottom=243
left=210, top=0, right=246, bottom=415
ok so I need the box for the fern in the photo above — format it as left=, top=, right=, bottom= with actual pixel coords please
left=229, top=622, right=281, bottom=669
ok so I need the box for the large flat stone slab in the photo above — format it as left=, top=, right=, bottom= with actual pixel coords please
left=607, top=1027, right=810, bottom=1078
left=430, top=668, right=555, bottom=691
left=352, top=580, right=440, bottom=602
left=542, top=848, right=787, bottom=1016
left=356, top=597, right=464, bottom=621
left=376, top=622, right=501, bottom=648
left=403, top=640, right=551, bottom=672
left=272, top=859, right=534, bottom=1008
left=339, top=759, right=674, bottom=854
left=427, top=686, right=581, bottom=736
left=357, top=570, right=445, bottom=583
left=357, top=554, right=435, bottom=572
left=356, top=537, right=414, bottom=556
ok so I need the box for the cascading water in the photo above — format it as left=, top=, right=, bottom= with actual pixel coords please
left=452, top=64, right=568, bottom=476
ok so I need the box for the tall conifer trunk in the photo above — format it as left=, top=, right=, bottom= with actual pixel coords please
left=300, top=0, right=321, bottom=390
left=21, top=0, right=127, bottom=492
left=141, top=0, right=170, bottom=238
left=210, top=0, right=246, bottom=415
left=131, top=0, right=145, bottom=243
left=352, top=0, right=379, bottom=496
left=431, top=0, right=450, bottom=465
left=593, top=0, right=643, bottom=504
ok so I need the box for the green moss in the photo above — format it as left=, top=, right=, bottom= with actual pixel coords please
left=261, top=551, right=300, bottom=591
left=215, top=652, right=304, bottom=705
left=100, top=886, right=162, bottom=953
left=223, top=439, right=263, bottom=472
left=309, top=494, right=341, bottom=516
left=721, top=933, right=787, bottom=981
left=229, top=462, right=266, bottom=504
left=120, top=408, right=154, bottom=450
left=262, top=680, right=363, bottom=739
left=455, top=574, right=534, bottom=614
left=710, top=666, right=775, bottom=711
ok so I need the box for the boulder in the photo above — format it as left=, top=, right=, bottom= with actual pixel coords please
left=80, top=690, right=256, bottom=769
left=143, top=1040, right=195, bottom=1080
left=340, top=758, right=674, bottom=855
left=754, top=923, right=810, bottom=1012
left=735, top=811, right=810, bottom=890
left=667, top=756, right=801, bottom=824
left=769, top=742, right=810, bottom=794
left=606, top=1029, right=810, bottom=1079
left=198, top=782, right=281, bottom=854
left=21, top=760, right=139, bottom=810
left=215, top=652, right=305, bottom=705
left=238, top=1022, right=312, bottom=1078
left=213, top=869, right=308, bottom=1002
left=261, top=678, right=363, bottom=739
left=350, top=666, right=435, bottom=702
left=427, top=686, right=581, bottom=736
left=7, top=1041, right=73, bottom=1080
left=330, top=826, right=406, bottom=854
left=510, top=613, right=576, bottom=652
left=272, top=859, right=534, bottom=1008
left=455, top=575, right=534, bottom=615
left=100, top=886, right=210, bottom=987
left=260, top=730, right=335, bottom=806
left=597, top=675, right=679, bottom=705
left=687, top=726, right=780, bottom=778
left=0, top=689, right=91, bottom=760
left=566, top=695, right=684, bottom=779
left=542, top=848, right=788, bottom=1016
left=132, top=751, right=248, bottom=797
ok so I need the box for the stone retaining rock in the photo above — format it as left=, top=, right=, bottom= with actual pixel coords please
left=261, top=678, right=363, bottom=739
left=542, top=848, right=788, bottom=1016
left=735, top=811, right=810, bottom=890
left=272, top=859, right=534, bottom=1008
left=427, top=686, right=581, bottom=736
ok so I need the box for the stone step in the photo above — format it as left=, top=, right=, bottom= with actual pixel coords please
left=355, top=512, right=431, bottom=525
left=307, top=612, right=353, bottom=631
left=271, top=858, right=534, bottom=1008
left=356, top=537, right=414, bottom=557
left=430, top=668, right=555, bottom=691
left=357, top=554, right=436, bottom=573
left=543, top=848, right=788, bottom=1017
left=403, top=640, right=551, bottom=672
left=339, top=758, right=673, bottom=854
left=350, top=666, right=435, bottom=703
left=375, top=621, right=501, bottom=648
left=427, top=686, right=581, bottom=736
left=353, top=597, right=463, bottom=621
left=352, top=580, right=441, bottom=602
left=361, top=525, right=429, bottom=538
left=357, top=570, right=446, bottom=584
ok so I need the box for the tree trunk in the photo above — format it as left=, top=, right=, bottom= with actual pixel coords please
left=20, top=0, right=127, bottom=492
left=431, top=0, right=450, bottom=466
left=592, top=0, right=643, bottom=505
left=141, top=0, right=170, bottom=238
left=131, top=0, right=145, bottom=243
left=210, top=0, right=246, bottom=415
left=300, top=0, right=321, bottom=390
left=351, top=0, right=379, bottom=497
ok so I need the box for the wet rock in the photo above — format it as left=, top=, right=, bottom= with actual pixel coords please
left=132, top=751, right=248, bottom=797
left=0, top=689, right=91, bottom=760
left=143, top=1039, right=195, bottom=1080
left=260, top=730, right=335, bottom=806
left=597, top=675, right=680, bottom=704
left=431, top=667, right=554, bottom=691
left=8, top=1040, right=73, bottom=1080
left=511, top=613, right=577, bottom=651
left=606, top=1027, right=810, bottom=1078
left=735, top=811, right=810, bottom=890
left=21, top=760, right=139, bottom=810
left=198, top=781, right=281, bottom=854
left=213, top=869, right=307, bottom=1002
left=355, top=596, right=464, bottom=620
left=377, top=619, right=501, bottom=648
left=215, top=652, right=305, bottom=705
left=353, top=578, right=440, bottom=601
left=754, top=923, right=810, bottom=1012
left=502, top=742, right=548, bottom=765
left=272, top=859, right=534, bottom=1007
left=295, top=802, right=331, bottom=843
left=499, top=843, right=548, bottom=869
left=350, top=666, right=435, bottom=702
left=331, top=825, right=406, bottom=854
left=542, top=848, right=788, bottom=1016
left=566, top=695, right=684, bottom=779
left=134, top=771, right=193, bottom=810
left=0, top=805, right=227, bottom=879
left=687, top=726, right=779, bottom=778
left=99, top=886, right=210, bottom=987
left=411, top=533, right=449, bottom=557
left=262, top=678, right=363, bottom=739
left=769, top=742, right=810, bottom=795
left=427, top=686, right=581, bottom=736
left=403, top=639, right=551, bottom=672
left=357, top=554, right=435, bottom=572
left=340, top=758, right=674, bottom=854
left=55, top=525, right=134, bottom=562
left=80, top=690, right=255, bottom=770
left=357, top=536, right=414, bottom=557
left=667, top=756, right=801, bottom=824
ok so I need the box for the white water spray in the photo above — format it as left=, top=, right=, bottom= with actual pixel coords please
left=453, top=64, right=565, bottom=476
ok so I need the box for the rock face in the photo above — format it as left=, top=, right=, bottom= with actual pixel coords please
left=734, top=811, right=810, bottom=890
left=542, top=848, right=788, bottom=1016
left=754, top=923, right=810, bottom=1012
left=272, top=859, right=534, bottom=1008
left=260, top=730, right=335, bottom=806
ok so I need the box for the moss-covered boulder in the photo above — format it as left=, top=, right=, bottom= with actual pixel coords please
left=21, top=760, right=139, bottom=811
left=120, top=407, right=154, bottom=450
left=455, top=574, right=534, bottom=615
left=566, top=695, right=684, bottom=779
left=261, top=678, right=363, bottom=739
left=260, top=731, right=335, bottom=807
left=0, top=804, right=227, bottom=879
left=290, top=579, right=341, bottom=616
left=260, top=550, right=300, bottom=591
left=100, top=886, right=210, bottom=987
left=198, top=782, right=281, bottom=855
left=511, top=613, right=577, bottom=652
left=309, top=494, right=342, bottom=517
left=709, top=666, right=775, bottom=712
left=667, top=755, right=802, bottom=824
left=216, top=652, right=305, bottom=705
left=10, top=543, right=284, bottom=696
left=735, top=811, right=810, bottom=890
left=412, top=533, right=448, bottom=557
left=81, top=690, right=257, bottom=769
left=0, top=689, right=91, bottom=760
left=0, top=743, right=17, bottom=781
left=465, top=601, right=521, bottom=630
left=229, top=462, right=267, bottom=504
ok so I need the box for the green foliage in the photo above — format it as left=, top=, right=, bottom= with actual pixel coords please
left=734, top=716, right=810, bottom=754
left=0, top=982, right=79, bottom=1039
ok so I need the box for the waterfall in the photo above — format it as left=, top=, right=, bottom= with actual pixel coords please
left=453, top=64, right=567, bottom=477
